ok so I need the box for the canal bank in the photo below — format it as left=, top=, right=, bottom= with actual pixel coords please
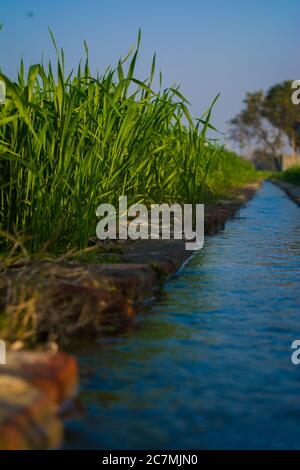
left=271, top=179, right=300, bottom=207
left=0, top=182, right=261, bottom=347
left=0, top=182, right=261, bottom=449
left=64, top=181, right=300, bottom=450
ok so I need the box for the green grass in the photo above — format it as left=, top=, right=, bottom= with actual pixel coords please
left=275, top=165, right=300, bottom=186
left=0, top=31, right=256, bottom=255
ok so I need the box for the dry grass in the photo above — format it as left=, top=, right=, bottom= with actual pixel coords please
left=0, top=259, right=134, bottom=346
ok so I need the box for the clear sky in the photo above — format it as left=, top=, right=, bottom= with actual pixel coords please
left=1, top=0, right=299, bottom=143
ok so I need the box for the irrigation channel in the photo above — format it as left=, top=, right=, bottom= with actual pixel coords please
left=65, top=181, right=300, bottom=449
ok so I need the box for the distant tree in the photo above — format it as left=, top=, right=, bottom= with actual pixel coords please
left=230, top=81, right=300, bottom=167
left=263, top=81, right=300, bottom=153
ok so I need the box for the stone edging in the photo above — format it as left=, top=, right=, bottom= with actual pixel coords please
left=271, top=179, right=300, bottom=207
left=0, top=181, right=261, bottom=449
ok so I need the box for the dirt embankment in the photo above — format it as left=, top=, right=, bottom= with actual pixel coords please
left=271, top=179, right=300, bottom=207
left=0, top=181, right=261, bottom=450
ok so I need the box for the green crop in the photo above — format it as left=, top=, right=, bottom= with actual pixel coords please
left=0, top=30, right=255, bottom=254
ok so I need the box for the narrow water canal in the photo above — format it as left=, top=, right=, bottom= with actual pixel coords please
left=65, top=182, right=300, bottom=449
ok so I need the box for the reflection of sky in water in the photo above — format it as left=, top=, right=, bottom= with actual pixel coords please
left=65, top=182, right=300, bottom=449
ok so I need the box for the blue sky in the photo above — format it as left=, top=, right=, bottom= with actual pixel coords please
left=0, top=0, right=299, bottom=142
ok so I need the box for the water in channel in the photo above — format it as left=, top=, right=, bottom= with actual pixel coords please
left=65, top=181, right=300, bottom=449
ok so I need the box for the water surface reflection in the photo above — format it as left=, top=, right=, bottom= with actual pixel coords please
left=65, top=182, right=300, bottom=449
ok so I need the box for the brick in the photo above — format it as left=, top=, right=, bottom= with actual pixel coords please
left=1, top=352, right=78, bottom=407
left=0, top=374, right=62, bottom=450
